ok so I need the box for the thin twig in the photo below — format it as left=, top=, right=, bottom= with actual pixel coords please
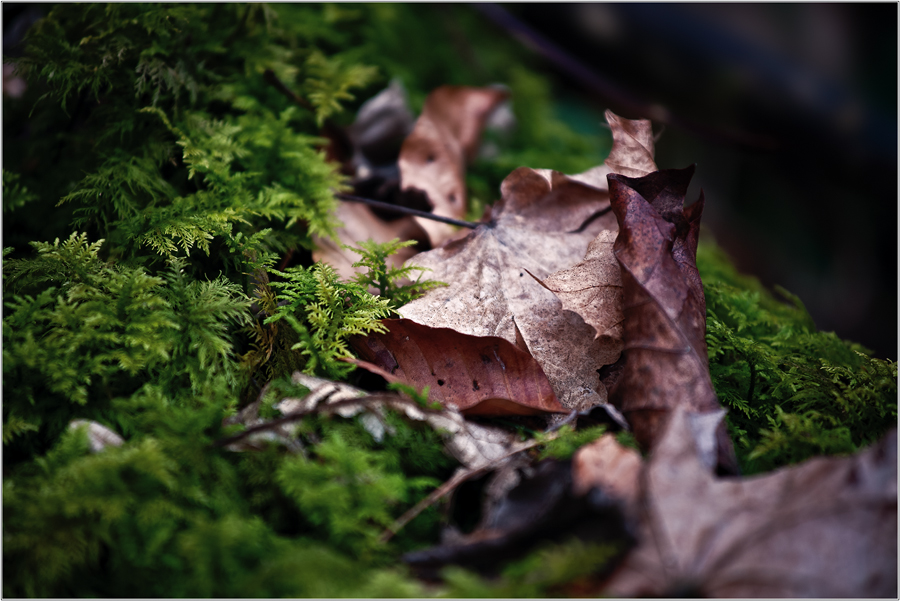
left=213, top=393, right=445, bottom=448
left=336, top=193, right=481, bottom=229
left=378, top=432, right=559, bottom=543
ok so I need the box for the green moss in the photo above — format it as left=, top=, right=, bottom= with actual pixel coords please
left=698, top=237, right=897, bottom=474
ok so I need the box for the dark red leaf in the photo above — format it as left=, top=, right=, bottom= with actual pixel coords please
left=608, top=166, right=738, bottom=473
left=350, top=318, right=564, bottom=416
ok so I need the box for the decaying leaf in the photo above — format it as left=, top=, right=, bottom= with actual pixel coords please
left=397, top=168, right=617, bottom=412
left=602, top=110, right=657, bottom=178
left=399, top=85, right=509, bottom=247
left=608, top=166, right=737, bottom=472
left=350, top=318, right=564, bottom=417
left=315, top=83, right=506, bottom=277
left=557, top=109, right=657, bottom=191
left=531, top=229, right=623, bottom=344
left=395, top=110, right=661, bottom=412
left=579, top=409, right=898, bottom=597
left=403, top=459, right=634, bottom=579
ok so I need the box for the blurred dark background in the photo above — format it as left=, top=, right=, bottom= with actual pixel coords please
left=479, top=3, right=897, bottom=359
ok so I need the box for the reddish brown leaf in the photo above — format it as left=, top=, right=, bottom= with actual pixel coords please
left=350, top=318, right=564, bottom=416
left=399, top=85, right=509, bottom=246
left=608, top=165, right=737, bottom=472
left=578, top=409, right=898, bottom=598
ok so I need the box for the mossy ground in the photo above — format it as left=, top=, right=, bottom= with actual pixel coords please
left=3, top=4, right=895, bottom=597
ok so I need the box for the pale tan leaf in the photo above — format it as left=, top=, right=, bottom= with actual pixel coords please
left=532, top=228, right=623, bottom=346
left=603, top=110, right=657, bottom=177
left=399, top=85, right=509, bottom=246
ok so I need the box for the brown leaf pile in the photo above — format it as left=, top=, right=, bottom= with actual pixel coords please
left=313, top=87, right=895, bottom=596
left=395, top=167, right=619, bottom=411
left=574, top=409, right=897, bottom=597
left=314, top=84, right=507, bottom=280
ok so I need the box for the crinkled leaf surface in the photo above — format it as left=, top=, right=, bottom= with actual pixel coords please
left=532, top=229, right=623, bottom=344
left=350, top=318, right=563, bottom=417
left=399, top=85, right=509, bottom=246
left=580, top=409, right=898, bottom=598
left=608, top=166, right=737, bottom=472
left=398, top=167, right=618, bottom=411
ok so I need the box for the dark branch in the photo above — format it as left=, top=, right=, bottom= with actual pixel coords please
left=336, top=193, right=481, bottom=229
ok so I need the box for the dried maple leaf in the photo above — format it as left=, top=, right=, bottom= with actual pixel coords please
left=350, top=318, right=563, bottom=416
left=394, top=110, right=661, bottom=412
left=399, top=85, right=509, bottom=247
left=315, top=84, right=506, bottom=276
left=531, top=228, right=623, bottom=345
left=558, top=109, right=657, bottom=189
left=576, top=409, right=898, bottom=598
left=397, top=167, right=618, bottom=411
left=608, top=165, right=737, bottom=472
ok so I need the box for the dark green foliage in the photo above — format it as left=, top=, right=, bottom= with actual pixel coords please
left=698, top=239, right=897, bottom=474
left=266, top=262, right=393, bottom=379
left=2, top=232, right=250, bottom=461
left=348, top=238, right=447, bottom=311
left=437, top=539, right=620, bottom=597
left=2, top=170, right=38, bottom=214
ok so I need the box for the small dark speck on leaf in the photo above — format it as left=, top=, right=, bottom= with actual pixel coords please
left=437, top=379, right=445, bottom=386
left=472, top=380, right=480, bottom=391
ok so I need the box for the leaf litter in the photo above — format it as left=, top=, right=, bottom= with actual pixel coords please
left=246, top=86, right=894, bottom=595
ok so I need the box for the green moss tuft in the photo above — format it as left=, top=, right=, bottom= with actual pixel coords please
left=698, top=238, right=897, bottom=474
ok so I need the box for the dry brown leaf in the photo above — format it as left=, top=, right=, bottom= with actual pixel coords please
left=398, top=167, right=618, bottom=411
left=399, top=85, right=509, bottom=246
left=315, top=84, right=504, bottom=276
left=602, top=110, right=657, bottom=178
left=531, top=229, right=623, bottom=344
left=608, top=165, right=738, bottom=473
left=350, top=318, right=564, bottom=416
left=582, top=409, right=897, bottom=597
